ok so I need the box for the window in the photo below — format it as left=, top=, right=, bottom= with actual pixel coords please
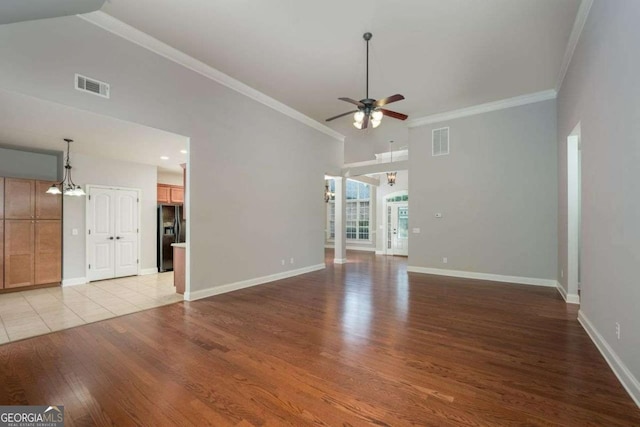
left=327, top=179, right=371, bottom=241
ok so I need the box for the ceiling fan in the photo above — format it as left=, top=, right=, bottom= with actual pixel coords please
left=326, top=32, right=408, bottom=129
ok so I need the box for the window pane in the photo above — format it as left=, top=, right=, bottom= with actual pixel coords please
left=346, top=201, right=357, bottom=239
left=346, top=180, right=358, bottom=200
left=328, top=202, right=335, bottom=238
left=359, top=182, right=370, bottom=200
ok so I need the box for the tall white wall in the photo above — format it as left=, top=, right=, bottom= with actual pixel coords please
left=0, top=16, right=343, bottom=296
left=557, top=0, right=640, bottom=402
left=63, top=153, right=157, bottom=279
left=408, top=99, right=557, bottom=281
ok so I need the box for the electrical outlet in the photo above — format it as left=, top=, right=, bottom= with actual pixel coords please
left=281, top=259, right=285, bottom=266
left=442, top=257, right=448, bottom=264
left=72, top=228, right=78, bottom=236
left=616, top=322, right=621, bottom=340
left=290, top=257, right=294, bottom=264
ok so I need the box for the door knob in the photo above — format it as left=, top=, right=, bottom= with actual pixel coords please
left=108, top=237, right=114, bottom=240
left=116, top=236, right=121, bottom=240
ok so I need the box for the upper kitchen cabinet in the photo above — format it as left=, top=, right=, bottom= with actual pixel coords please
left=35, top=180, right=62, bottom=219
left=4, top=178, right=35, bottom=219
left=170, top=186, right=184, bottom=204
left=157, top=184, right=184, bottom=204
left=157, top=184, right=170, bottom=204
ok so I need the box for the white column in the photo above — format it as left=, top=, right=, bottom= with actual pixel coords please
left=334, top=177, right=347, bottom=263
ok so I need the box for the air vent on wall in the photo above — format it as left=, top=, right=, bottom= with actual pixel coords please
left=432, top=127, right=449, bottom=156
left=75, top=74, right=110, bottom=99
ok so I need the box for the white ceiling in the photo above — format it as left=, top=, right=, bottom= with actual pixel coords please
left=101, top=0, right=580, bottom=125
left=0, top=89, right=188, bottom=173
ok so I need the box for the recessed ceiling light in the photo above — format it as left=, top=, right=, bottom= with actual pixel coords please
left=180, top=149, right=187, bottom=154
left=160, top=156, right=169, bottom=160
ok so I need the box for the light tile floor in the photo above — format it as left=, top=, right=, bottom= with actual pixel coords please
left=0, top=272, right=183, bottom=344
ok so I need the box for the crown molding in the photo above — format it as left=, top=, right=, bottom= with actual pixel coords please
left=77, top=11, right=345, bottom=142
left=407, top=89, right=557, bottom=128
left=556, top=0, right=594, bottom=92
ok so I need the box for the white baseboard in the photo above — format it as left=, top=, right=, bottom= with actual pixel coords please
left=406, top=266, right=557, bottom=287
left=555, top=281, right=580, bottom=304
left=334, top=258, right=347, bottom=264
left=140, top=268, right=159, bottom=276
left=184, top=263, right=325, bottom=302
left=578, top=310, right=640, bottom=407
left=62, top=277, right=88, bottom=287
left=375, top=250, right=385, bottom=255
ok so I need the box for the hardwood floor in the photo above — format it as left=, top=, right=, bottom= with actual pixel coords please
left=0, top=250, right=638, bottom=426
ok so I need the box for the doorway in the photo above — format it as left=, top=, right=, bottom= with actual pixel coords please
left=566, top=124, right=581, bottom=303
left=386, top=202, right=409, bottom=256
left=86, top=185, right=140, bottom=282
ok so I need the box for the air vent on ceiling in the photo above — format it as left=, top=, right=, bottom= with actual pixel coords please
left=432, top=127, right=449, bottom=156
left=75, top=74, right=110, bottom=99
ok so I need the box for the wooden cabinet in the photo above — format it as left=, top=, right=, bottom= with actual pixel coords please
left=5, top=178, right=35, bottom=219
left=157, top=184, right=184, bottom=204
left=157, top=184, right=171, bottom=204
left=4, top=220, right=35, bottom=288
left=36, top=181, right=62, bottom=219
left=35, top=220, right=62, bottom=285
left=0, top=177, right=4, bottom=219
left=2, top=177, right=62, bottom=289
left=170, top=186, right=184, bottom=204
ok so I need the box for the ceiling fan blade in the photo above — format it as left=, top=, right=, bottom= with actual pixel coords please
left=362, top=113, right=370, bottom=129
left=339, top=97, right=365, bottom=107
left=374, top=94, right=405, bottom=107
left=326, top=110, right=358, bottom=122
left=380, top=108, right=408, bottom=121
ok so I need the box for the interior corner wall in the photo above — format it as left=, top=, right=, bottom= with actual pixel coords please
left=0, top=15, right=343, bottom=293
left=408, top=99, right=557, bottom=280
left=62, top=153, right=157, bottom=280
left=557, top=0, right=640, bottom=395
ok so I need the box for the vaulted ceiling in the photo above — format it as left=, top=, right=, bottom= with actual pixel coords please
left=102, top=0, right=581, bottom=125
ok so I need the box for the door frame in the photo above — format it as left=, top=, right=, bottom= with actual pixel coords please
left=85, top=184, right=142, bottom=282
left=383, top=190, right=409, bottom=255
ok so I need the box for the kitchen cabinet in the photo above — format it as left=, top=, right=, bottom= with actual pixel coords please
left=4, top=220, right=35, bottom=288
left=157, top=184, right=170, bottom=204
left=35, top=220, right=62, bottom=285
left=157, top=184, right=184, bottom=204
left=2, top=177, right=62, bottom=289
left=5, top=178, right=35, bottom=219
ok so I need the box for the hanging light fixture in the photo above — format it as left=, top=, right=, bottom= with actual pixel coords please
left=387, top=140, right=397, bottom=186
left=324, top=181, right=334, bottom=203
left=46, top=138, right=86, bottom=197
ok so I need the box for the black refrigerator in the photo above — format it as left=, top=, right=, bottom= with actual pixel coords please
left=157, top=204, right=185, bottom=272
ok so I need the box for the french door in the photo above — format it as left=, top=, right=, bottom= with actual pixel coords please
left=87, top=187, right=139, bottom=281
left=387, top=202, right=409, bottom=256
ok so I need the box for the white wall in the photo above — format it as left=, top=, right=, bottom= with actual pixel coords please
left=408, top=99, right=557, bottom=281
left=0, top=146, right=59, bottom=180
left=332, top=120, right=409, bottom=164
left=63, top=153, right=157, bottom=280
left=157, top=170, right=183, bottom=186
left=0, top=16, right=343, bottom=296
left=557, top=0, right=640, bottom=403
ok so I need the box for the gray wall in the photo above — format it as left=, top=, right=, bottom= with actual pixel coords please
left=0, top=16, right=342, bottom=294
left=557, top=0, right=640, bottom=384
left=333, top=120, right=409, bottom=164
left=63, top=153, right=157, bottom=279
left=0, top=146, right=59, bottom=180
left=408, top=99, right=557, bottom=280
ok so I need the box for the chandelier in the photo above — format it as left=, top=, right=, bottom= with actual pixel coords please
left=46, top=138, right=86, bottom=196
left=387, top=140, right=397, bottom=186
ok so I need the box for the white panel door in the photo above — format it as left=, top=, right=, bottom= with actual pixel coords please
left=387, top=203, right=409, bottom=256
left=87, top=187, right=139, bottom=281
left=114, top=189, right=139, bottom=277
left=88, top=188, right=115, bottom=281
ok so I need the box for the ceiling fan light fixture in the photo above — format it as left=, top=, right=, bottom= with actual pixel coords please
left=371, top=110, right=383, bottom=121
left=371, top=119, right=381, bottom=128
left=354, top=111, right=365, bottom=122
left=353, top=121, right=363, bottom=129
